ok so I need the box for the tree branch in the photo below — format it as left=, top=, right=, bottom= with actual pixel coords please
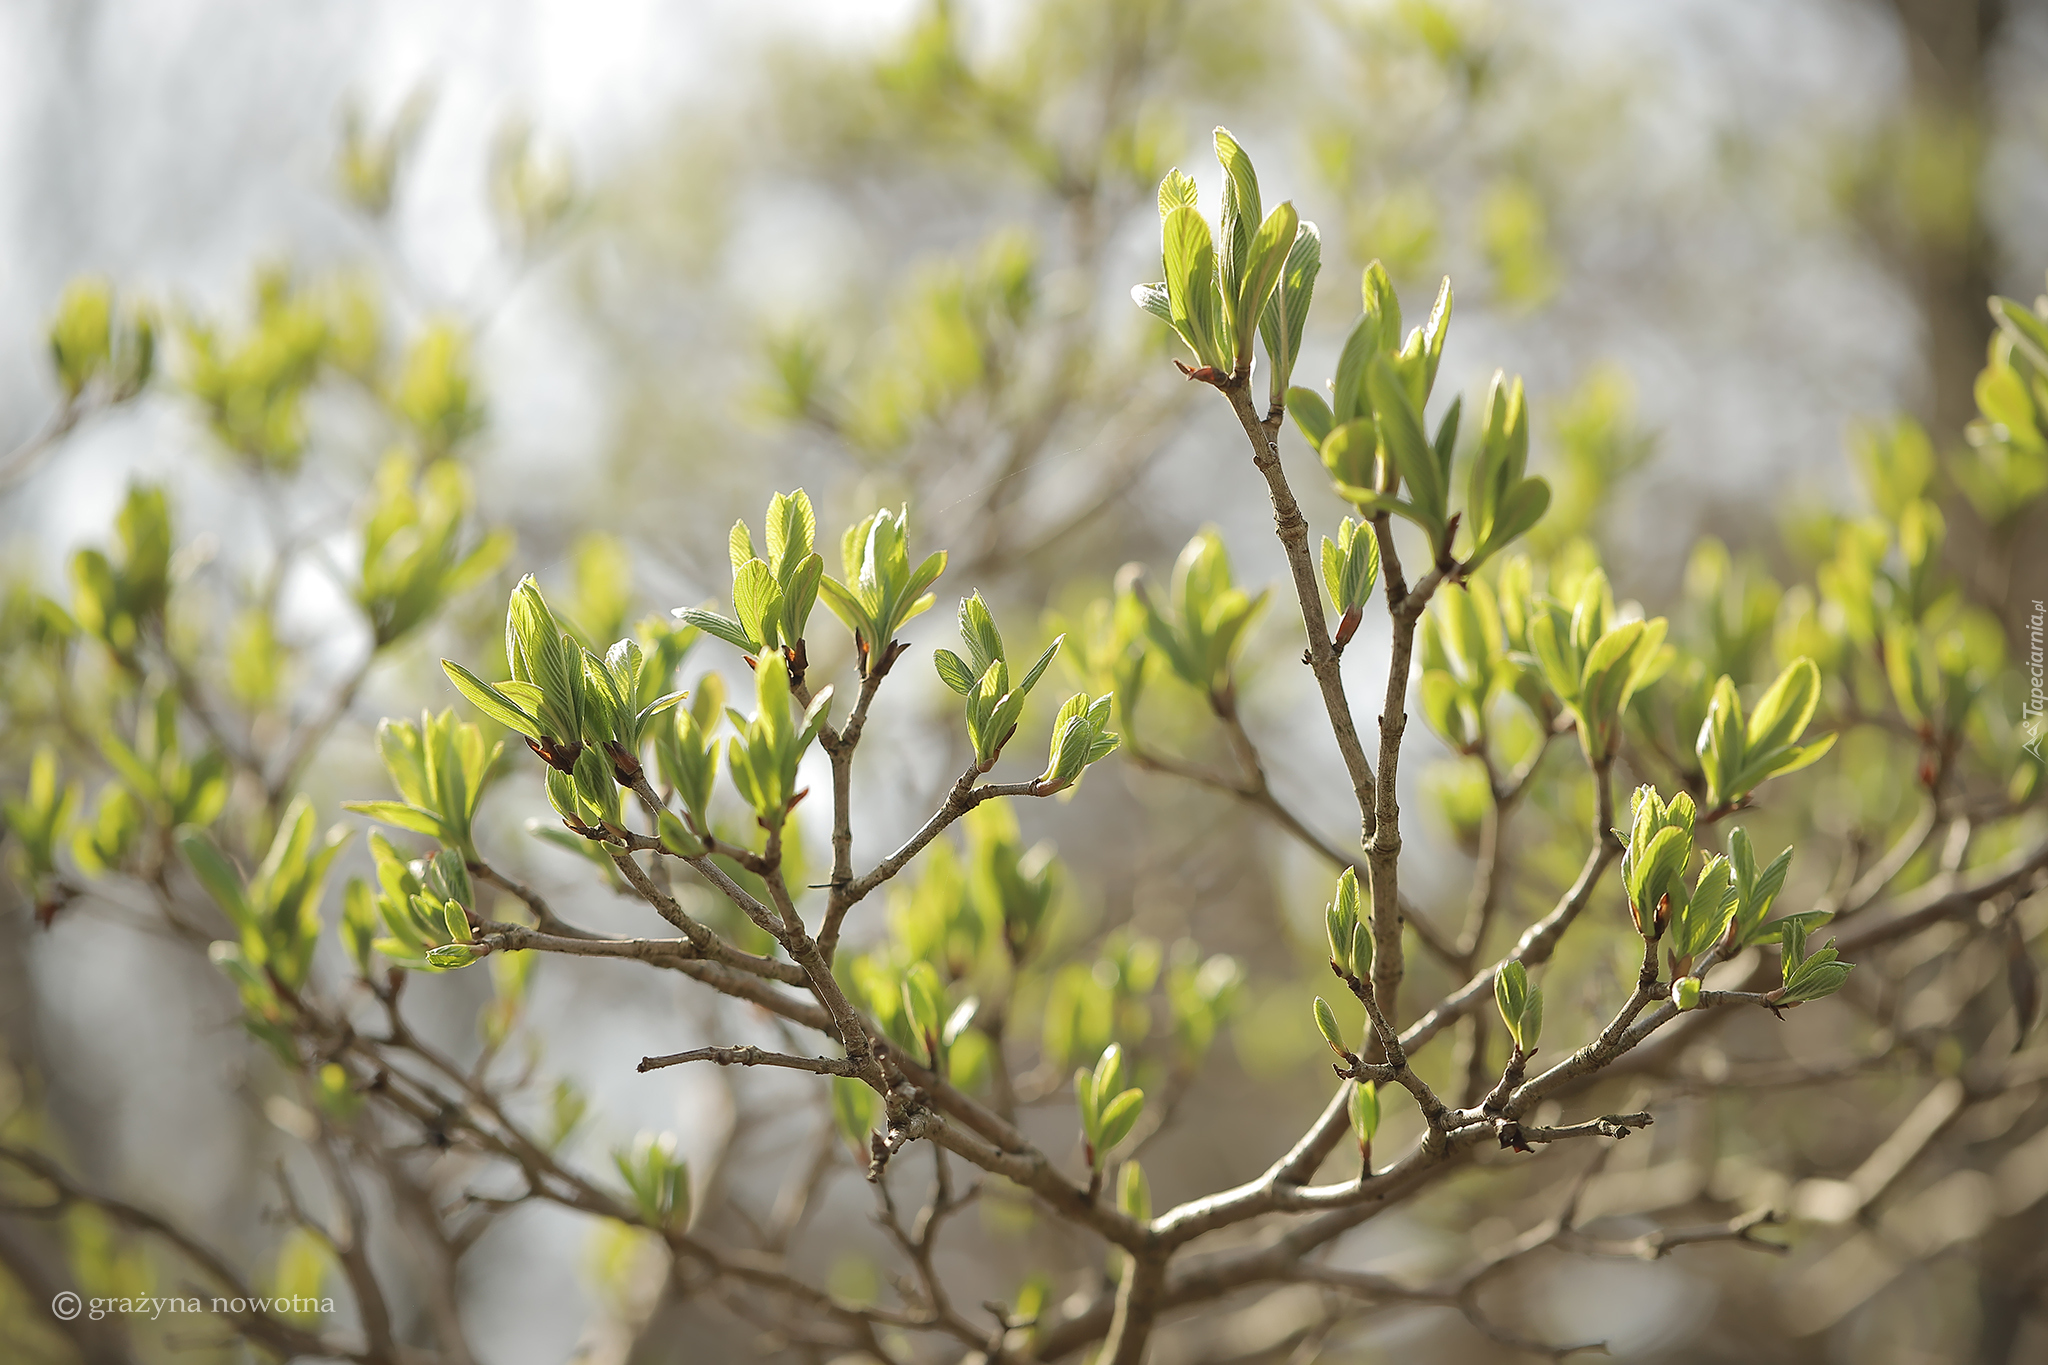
left=1220, top=381, right=1378, bottom=844
left=637, top=1044, right=858, bottom=1076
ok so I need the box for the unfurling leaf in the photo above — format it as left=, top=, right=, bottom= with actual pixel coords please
left=1348, top=1080, right=1380, bottom=1150
left=1313, top=995, right=1347, bottom=1056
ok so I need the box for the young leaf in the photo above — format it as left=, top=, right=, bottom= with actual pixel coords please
left=441, top=661, right=540, bottom=736
left=1235, top=201, right=1298, bottom=365
left=1366, top=356, right=1444, bottom=538
left=1094, top=1088, right=1145, bottom=1156
left=1313, top=996, right=1347, bottom=1055
left=1348, top=1080, right=1380, bottom=1149
left=1260, top=222, right=1322, bottom=403
left=1162, top=205, right=1226, bottom=372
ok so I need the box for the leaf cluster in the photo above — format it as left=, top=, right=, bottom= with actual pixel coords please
left=1074, top=1043, right=1145, bottom=1167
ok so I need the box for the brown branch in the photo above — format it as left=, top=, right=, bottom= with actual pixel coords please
left=837, top=762, right=1049, bottom=909
left=1572, top=1207, right=1787, bottom=1260
left=483, top=919, right=806, bottom=985
left=1220, top=382, right=1377, bottom=845
left=1100, top=1244, right=1167, bottom=1365
left=1359, top=538, right=1448, bottom=1031
left=1337, top=963, right=1451, bottom=1139
left=637, top=1045, right=857, bottom=1076
left=1201, top=827, right=1622, bottom=1222
left=604, top=846, right=796, bottom=974
left=815, top=659, right=890, bottom=964
left=469, top=860, right=598, bottom=940
left=869, top=1150, right=992, bottom=1354
left=1511, top=1112, right=1655, bottom=1145
left=739, top=848, right=897, bottom=1104
left=1507, top=935, right=1665, bottom=1115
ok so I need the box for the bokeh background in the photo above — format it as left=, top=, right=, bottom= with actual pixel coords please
left=3, top=1, right=2046, bottom=1362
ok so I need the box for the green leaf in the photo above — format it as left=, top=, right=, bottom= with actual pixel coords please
left=933, top=648, right=978, bottom=696
left=1323, top=867, right=1363, bottom=975
left=1362, top=260, right=1402, bottom=355
left=1213, top=127, right=1261, bottom=318
left=1157, top=168, right=1200, bottom=217
left=637, top=688, right=688, bottom=726
left=1131, top=282, right=1173, bottom=324
left=341, top=800, right=446, bottom=839
left=1348, top=1080, right=1380, bottom=1146
left=1991, top=296, right=2048, bottom=374
left=1420, top=671, right=1473, bottom=749
left=1289, top=386, right=1336, bottom=454
left=1579, top=620, right=1646, bottom=705
left=1093, top=1042, right=1126, bottom=1102
left=1094, top=1088, right=1145, bottom=1155
left=441, top=893, right=473, bottom=946
left=1235, top=201, right=1298, bottom=365
left=1331, top=315, right=1378, bottom=426
left=1419, top=276, right=1453, bottom=392
left=1737, top=733, right=1837, bottom=794
left=571, top=746, right=620, bottom=825
left=1494, top=960, right=1529, bottom=1041
left=1470, top=477, right=1550, bottom=569
left=728, top=519, right=756, bottom=576
left=731, top=559, right=780, bottom=652
left=765, top=489, right=816, bottom=576
left=497, top=679, right=546, bottom=716
left=1325, top=902, right=1352, bottom=972
left=1041, top=691, right=1119, bottom=791
left=1313, top=995, right=1346, bottom=1054
left=1526, top=609, right=1576, bottom=704
left=1628, top=823, right=1692, bottom=936
left=1673, top=854, right=1736, bottom=960
left=1752, top=909, right=1833, bottom=947
left=1780, top=942, right=1854, bottom=1003
left=902, top=961, right=946, bottom=1049
left=1698, top=675, right=1743, bottom=804
left=1075, top=1067, right=1100, bottom=1141
left=441, top=660, right=540, bottom=735
left=675, top=607, right=758, bottom=654
left=1260, top=222, right=1322, bottom=401
left=958, top=593, right=1006, bottom=674
left=815, top=574, right=874, bottom=647
left=778, top=553, right=823, bottom=643
left=1745, top=657, right=1822, bottom=757
left=1117, top=1161, right=1150, bottom=1220
left=966, top=660, right=1010, bottom=762
left=1162, top=205, right=1226, bottom=372
left=1518, top=990, right=1543, bottom=1049
left=1320, top=536, right=1344, bottom=607
left=177, top=829, right=251, bottom=930
left=1367, top=356, right=1443, bottom=532
left=1013, top=636, right=1062, bottom=701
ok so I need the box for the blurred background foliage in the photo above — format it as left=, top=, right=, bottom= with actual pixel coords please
left=1, top=0, right=2047, bottom=1362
